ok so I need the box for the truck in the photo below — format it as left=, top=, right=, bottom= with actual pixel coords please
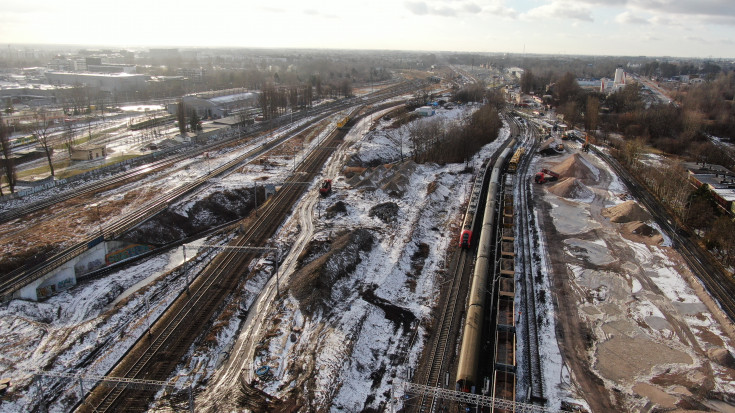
left=534, top=168, right=560, bottom=184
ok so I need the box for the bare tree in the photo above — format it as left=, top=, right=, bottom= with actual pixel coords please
left=31, top=109, right=55, bottom=177
left=63, top=120, right=75, bottom=155
left=0, top=114, right=15, bottom=194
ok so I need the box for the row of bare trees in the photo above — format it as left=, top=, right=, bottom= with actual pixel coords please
left=407, top=104, right=502, bottom=164
left=613, top=140, right=735, bottom=269
left=258, top=81, right=350, bottom=121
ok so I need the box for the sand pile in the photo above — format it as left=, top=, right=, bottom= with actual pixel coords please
left=553, top=153, right=596, bottom=181
left=622, top=221, right=663, bottom=245
left=548, top=177, right=594, bottom=200
left=538, top=137, right=555, bottom=151
left=602, top=200, right=651, bottom=223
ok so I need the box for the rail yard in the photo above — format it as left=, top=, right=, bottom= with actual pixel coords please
left=1, top=66, right=735, bottom=413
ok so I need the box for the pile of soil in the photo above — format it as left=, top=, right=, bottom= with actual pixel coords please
left=553, top=153, right=596, bottom=181
left=602, top=200, right=651, bottom=223
left=369, top=202, right=399, bottom=223
left=290, top=228, right=375, bottom=316
left=125, top=187, right=262, bottom=245
left=548, top=177, right=594, bottom=200
left=622, top=221, right=664, bottom=245
left=325, top=201, right=348, bottom=219
left=361, top=285, right=416, bottom=333
left=707, top=348, right=735, bottom=370
left=346, top=161, right=416, bottom=197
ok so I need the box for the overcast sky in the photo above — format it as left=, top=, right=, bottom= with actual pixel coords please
left=2, top=0, right=734, bottom=58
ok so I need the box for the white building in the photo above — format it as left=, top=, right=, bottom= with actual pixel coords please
left=166, top=89, right=259, bottom=119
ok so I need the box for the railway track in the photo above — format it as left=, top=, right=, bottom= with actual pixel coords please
left=415, top=250, right=470, bottom=412
left=588, top=144, right=735, bottom=322
left=515, top=125, right=544, bottom=402
left=78, top=115, right=355, bottom=413
left=1, top=81, right=426, bottom=302
left=0, top=80, right=422, bottom=225
left=0, top=117, right=328, bottom=301
left=411, top=122, right=519, bottom=412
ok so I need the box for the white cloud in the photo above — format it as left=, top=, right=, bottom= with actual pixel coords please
left=647, top=15, right=675, bottom=26
left=686, top=36, right=706, bottom=43
left=404, top=0, right=510, bottom=17
left=464, top=3, right=482, bottom=14
left=522, top=1, right=594, bottom=22
left=615, top=11, right=648, bottom=24
left=405, top=1, right=429, bottom=15
left=485, top=1, right=518, bottom=18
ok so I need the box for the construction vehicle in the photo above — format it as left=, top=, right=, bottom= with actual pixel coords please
left=508, top=147, right=525, bottom=173
left=534, top=168, right=560, bottom=184
left=319, top=179, right=332, bottom=196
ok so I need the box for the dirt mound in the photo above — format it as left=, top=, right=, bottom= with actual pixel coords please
left=622, top=221, right=663, bottom=245
left=369, top=202, right=399, bottom=223
left=290, top=229, right=375, bottom=316
left=325, top=201, right=348, bottom=219
left=125, top=187, right=261, bottom=245
left=553, top=153, right=595, bottom=181
left=548, top=177, right=593, bottom=200
left=707, top=348, right=735, bottom=370
left=346, top=161, right=415, bottom=197
left=602, top=200, right=651, bottom=223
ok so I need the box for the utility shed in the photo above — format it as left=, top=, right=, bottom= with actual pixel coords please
left=71, top=145, right=107, bottom=161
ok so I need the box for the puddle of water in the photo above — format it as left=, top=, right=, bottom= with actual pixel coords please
left=564, top=238, right=615, bottom=266
left=673, top=302, right=707, bottom=316
left=645, top=315, right=672, bottom=331
left=546, top=195, right=601, bottom=235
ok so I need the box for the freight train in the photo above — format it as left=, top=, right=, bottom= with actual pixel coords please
left=456, top=140, right=516, bottom=392
left=459, top=160, right=490, bottom=248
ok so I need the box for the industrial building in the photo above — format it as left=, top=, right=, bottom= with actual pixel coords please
left=45, top=72, right=147, bottom=94
left=166, top=89, right=259, bottom=119
left=684, top=162, right=735, bottom=215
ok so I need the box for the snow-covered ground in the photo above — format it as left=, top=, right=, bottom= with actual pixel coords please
left=194, top=105, right=508, bottom=411
left=8, top=98, right=732, bottom=412
left=1, top=101, right=506, bottom=411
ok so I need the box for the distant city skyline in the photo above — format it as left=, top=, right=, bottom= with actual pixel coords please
left=2, top=0, right=734, bottom=58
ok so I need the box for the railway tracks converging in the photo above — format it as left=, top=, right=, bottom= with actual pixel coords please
left=78, top=116, right=354, bottom=413
left=1, top=80, right=426, bottom=302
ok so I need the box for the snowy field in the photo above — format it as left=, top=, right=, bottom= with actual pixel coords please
left=1, top=103, right=512, bottom=412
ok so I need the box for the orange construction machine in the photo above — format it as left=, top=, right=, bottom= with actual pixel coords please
left=534, top=168, right=560, bottom=184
